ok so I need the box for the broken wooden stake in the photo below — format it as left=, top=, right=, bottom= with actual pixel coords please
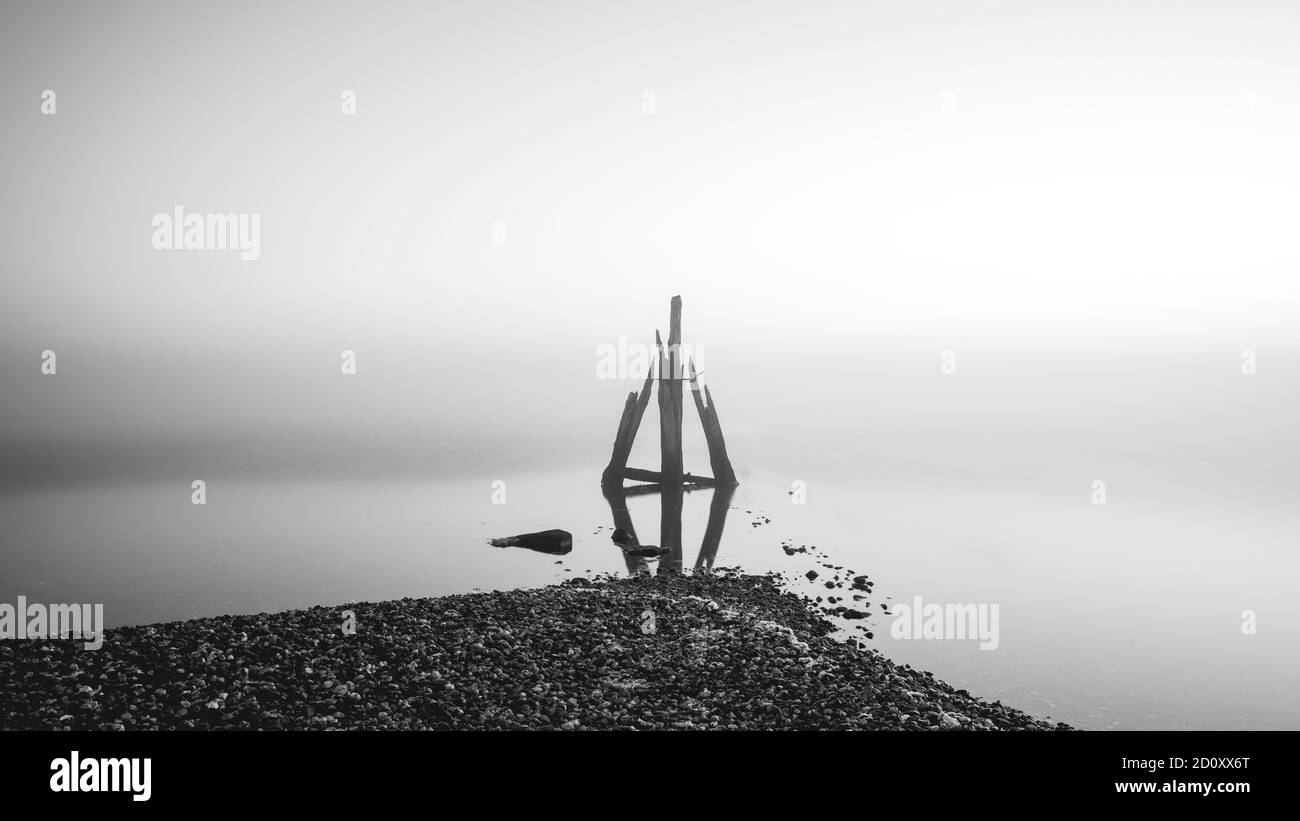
left=600, top=365, right=654, bottom=486
left=688, top=358, right=737, bottom=487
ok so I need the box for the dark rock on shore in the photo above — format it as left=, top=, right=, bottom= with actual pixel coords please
left=489, top=529, right=572, bottom=554
left=621, top=546, right=672, bottom=559
left=0, top=572, right=1072, bottom=731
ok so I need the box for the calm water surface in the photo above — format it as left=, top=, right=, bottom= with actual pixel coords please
left=3, top=352, right=1298, bottom=730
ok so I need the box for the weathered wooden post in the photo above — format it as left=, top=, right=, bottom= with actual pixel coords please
left=600, top=295, right=737, bottom=491
left=656, top=296, right=685, bottom=487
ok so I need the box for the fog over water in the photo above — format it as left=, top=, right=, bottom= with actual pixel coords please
left=2, top=0, right=1299, bottom=729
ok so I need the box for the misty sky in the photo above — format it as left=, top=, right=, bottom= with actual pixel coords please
left=2, top=0, right=1299, bottom=483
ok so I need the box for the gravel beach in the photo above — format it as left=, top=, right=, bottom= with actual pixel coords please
left=0, top=571, right=1070, bottom=730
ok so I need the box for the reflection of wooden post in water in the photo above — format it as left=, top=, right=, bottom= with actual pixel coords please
left=604, top=482, right=730, bottom=577
left=657, top=483, right=684, bottom=575
left=694, top=484, right=736, bottom=572
left=601, top=485, right=650, bottom=575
